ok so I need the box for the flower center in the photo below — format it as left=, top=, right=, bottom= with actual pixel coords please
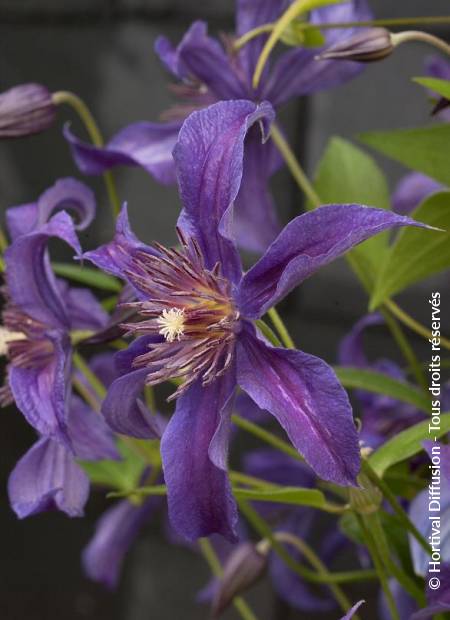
left=0, top=327, right=27, bottom=357
left=157, top=308, right=186, bottom=342
left=122, top=229, right=239, bottom=400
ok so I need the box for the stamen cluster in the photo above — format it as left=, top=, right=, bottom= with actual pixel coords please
left=122, top=230, right=240, bottom=400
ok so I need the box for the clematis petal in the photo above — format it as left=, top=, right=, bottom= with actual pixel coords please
left=84, top=204, right=155, bottom=285
left=264, top=0, right=372, bottom=106
left=161, top=371, right=238, bottom=541
left=338, top=313, right=384, bottom=367
left=174, top=99, right=274, bottom=282
left=68, top=395, right=119, bottom=461
left=5, top=211, right=81, bottom=329
left=237, top=204, right=430, bottom=319
left=392, top=172, right=443, bottom=215
left=236, top=0, right=288, bottom=84
left=56, top=281, right=108, bottom=331
left=8, top=436, right=89, bottom=518
left=156, top=21, right=246, bottom=99
left=233, top=127, right=282, bottom=253
left=6, top=178, right=96, bottom=241
left=236, top=324, right=360, bottom=486
left=341, top=601, right=365, bottom=619
left=102, top=369, right=163, bottom=439
left=9, top=331, right=72, bottom=445
left=83, top=498, right=159, bottom=589
left=64, top=122, right=180, bottom=184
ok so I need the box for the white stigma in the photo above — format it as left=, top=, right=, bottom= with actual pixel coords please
left=0, top=327, right=26, bottom=356
left=157, top=308, right=186, bottom=343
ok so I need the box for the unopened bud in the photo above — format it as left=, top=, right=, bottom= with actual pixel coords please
left=0, top=83, right=56, bottom=138
left=349, top=473, right=382, bottom=515
left=212, top=542, right=268, bottom=618
left=316, top=28, right=394, bottom=63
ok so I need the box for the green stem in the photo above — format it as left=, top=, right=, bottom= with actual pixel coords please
left=230, top=470, right=278, bottom=489
left=392, top=30, right=450, bottom=56
left=235, top=16, right=450, bottom=50
left=362, top=461, right=431, bottom=556
left=52, top=91, right=120, bottom=218
left=255, top=319, right=282, bottom=347
left=72, top=351, right=107, bottom=400
left=358, top=515, right=400, bottom=620
left=380, top=308, right=428, bottom=393
left=232, top=414, right=302, bottom=462
left=198, top=538, right=259, bottom=620
left=273, top=531, right=356, bottom=618
left=72, top=376, right=101, bottom=412
left=270, top=124, right=321, bottom=208
left=267, top=307, right=295, bottom=348
left=386, top=299, right=450, bottom=352
left=239, top=499, right=377, bottom=585
left=367, top=513, right=425, bottom=605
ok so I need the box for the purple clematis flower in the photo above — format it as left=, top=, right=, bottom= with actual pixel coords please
left=85, top=100, right=429, bottom=542
left=392, top=172, right=443, bottom=216
left=339, top=313, right=425, bottom=448
left=64, top=0, right=372, bottom=252
left=0, top=178, right=107, bottom=446
left=8, top=392, right=119, bottom=519
left=425, top=55, right=450, bottom=121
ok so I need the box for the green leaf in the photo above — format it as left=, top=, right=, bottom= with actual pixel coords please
left=281, top=21, right=325, bottom=47
left=334, top=366, right=431, bottom=414
left=360, top=124, right=450, bottom=187
left=369, top=192, right=450, bottom=308
left=311, top=136, right=391, bottom=289
left=369, top=412, right=450, bottom=477
left=52, top=261, right=122, bottom=292
left=79, top=439, right=147, bottom=492
left=414, top=77, right=450, bottom=101
left=232, top=486, right=333, bottom=510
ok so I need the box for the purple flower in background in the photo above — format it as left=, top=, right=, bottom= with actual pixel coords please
left=341, top=601, right=365, bottom=619
left=65, top=0, right=372, bottom=252
left=8, top=393, right=119, bottom=519
left=425, top=55, right=450, bottom=121
left=0, top=83, right=56, bottom=138
left=339, top=313, right=424, bottom=448
left=392, top=172, right=443, bottom=216
left=85, top=99, right=429, bottom=542
left=0, top=178, right=106, bottom=445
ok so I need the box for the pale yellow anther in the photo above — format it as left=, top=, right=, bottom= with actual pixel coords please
left=0, top=327, right=26, bottom=356
left=157, top=308, right=185, bottom=343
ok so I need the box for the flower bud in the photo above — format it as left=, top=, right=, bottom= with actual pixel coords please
left=316, top=28, right=394, bottom=63
left=212, top=542, right=268, bottom=618
left=0, top=83, right=57, bottom=138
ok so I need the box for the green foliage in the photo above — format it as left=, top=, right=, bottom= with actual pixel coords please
left=232, top=486, right=335, bottom=510
left=334, top=366, right=431, bottom=413
left=360, top=124, right=450, bottom=187
left=369, top=413, right=450, bottom=477
left=369, top=192, right=450, bottom=308
left=311, top=136, right=391, bottom=289
left=413, top=76, right=450, bottom=100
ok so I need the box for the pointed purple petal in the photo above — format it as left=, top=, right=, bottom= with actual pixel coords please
left=64, top=122, right=180, bottom=184
left=6, top=178, right=96, bottom=241
left=5, top=211, right=81, bottom=329
left=83, top=498, right=158, bottom=589
left=161, top=371, right=238, bottom=541
left=9, top=331, right=72, bottom=445
left=8, top=436, right=89, bottom=518
left=84, top=204, right=155, bottom=283
left=102, top=370, right=163, bottom=439
left=338, top=313, right=384, bottom=367
left=174, top=99, right=274, bottom=282
left=341, top=601, right=365, bottom=620
left=264, top=0, right=372, bottom=106
left=237, top=324, right=360, bottom=486
left=392, top=172, right=443, bottom=215
left=238, top=204, right=430, bottom=319
left=236, top=0, right=288, bottom=84
left=68, top=395, right=119, bottom=461
left=234, top=128, right=281, bottom=253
